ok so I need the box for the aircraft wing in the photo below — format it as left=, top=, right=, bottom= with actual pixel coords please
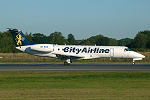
left=52, top=53, right=84, bottom=60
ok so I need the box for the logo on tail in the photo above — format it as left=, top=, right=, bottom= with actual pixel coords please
left=15, top=33, right=22, bottom=46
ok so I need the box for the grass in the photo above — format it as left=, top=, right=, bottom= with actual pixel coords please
left=0, top=71, right=150, bottom=99
left=0, top=52, right=149, bottom=64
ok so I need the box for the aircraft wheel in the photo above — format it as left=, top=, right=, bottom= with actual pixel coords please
left=64, top=61, right=70, bottom=65
left=64, top=61, right=67, bottom=65
left=132, top=62, right=135, bottom=65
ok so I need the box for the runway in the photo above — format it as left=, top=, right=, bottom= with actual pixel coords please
left=0, top=64, right=150, bottom=71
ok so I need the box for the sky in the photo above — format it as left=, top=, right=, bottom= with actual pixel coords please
left=0, top=0, right=150, bottom=40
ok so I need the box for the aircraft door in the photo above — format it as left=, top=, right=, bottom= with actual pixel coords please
left=110, top=48, right=114, bottom=57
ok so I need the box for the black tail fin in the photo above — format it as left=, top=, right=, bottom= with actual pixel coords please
left=7, top=28, right=37, bottom=46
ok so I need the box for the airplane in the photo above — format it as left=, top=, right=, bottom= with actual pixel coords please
left=7, top=28, right=145, bottom=65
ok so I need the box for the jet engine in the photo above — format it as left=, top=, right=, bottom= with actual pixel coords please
left=30, top=44, right=54, bottom=52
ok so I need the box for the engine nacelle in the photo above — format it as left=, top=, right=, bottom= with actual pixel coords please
left=30, top=44, right=54, bottom=52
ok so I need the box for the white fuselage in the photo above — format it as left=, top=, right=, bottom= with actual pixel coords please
left=16, top=44, right=145, bottom=61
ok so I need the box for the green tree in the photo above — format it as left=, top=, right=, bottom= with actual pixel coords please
left=118, top=38, right=133, bottom=46
left=48, top=32, right=67, bottom=44
left=87, top=35, right=103, bottom=45
left=96, top=36, right=110, bottom=46
left=0, top=31, right=19, bottom=53
left=75, top=40, right=83, bottom=45
left=133, top=33, right=147, bottom=48
left=138, top=30, right=150, bottom=48
left=109, top=38, right=118, bottom=46
left=67, top=34, right=75, bottom=45
left=32, top=33, right=48, bottom=43
left=80, top=39, right=93, bottom=45
left=25, top=32, right=33, bottom=41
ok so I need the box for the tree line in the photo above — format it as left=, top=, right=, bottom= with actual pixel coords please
left=0, top=30, right=150, bottom=53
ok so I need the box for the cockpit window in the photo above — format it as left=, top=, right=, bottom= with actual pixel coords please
left=124, top=48, right=132, bottom=52
left=128, top=48, right=132, bottom=51
left=124, top=48, right=128, bottom=51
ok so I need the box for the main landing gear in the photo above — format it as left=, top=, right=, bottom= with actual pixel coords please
left=64, top=59, right=72, bottom=65
left=132, top=59, right=135, bottom=65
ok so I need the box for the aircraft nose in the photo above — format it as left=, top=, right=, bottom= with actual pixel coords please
left=137, top=53, right=145, bottom=58
left=141, top=54, right=145, bottom=58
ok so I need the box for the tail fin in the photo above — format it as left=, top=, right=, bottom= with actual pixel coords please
left=7, top=28, right=37, bottom=46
